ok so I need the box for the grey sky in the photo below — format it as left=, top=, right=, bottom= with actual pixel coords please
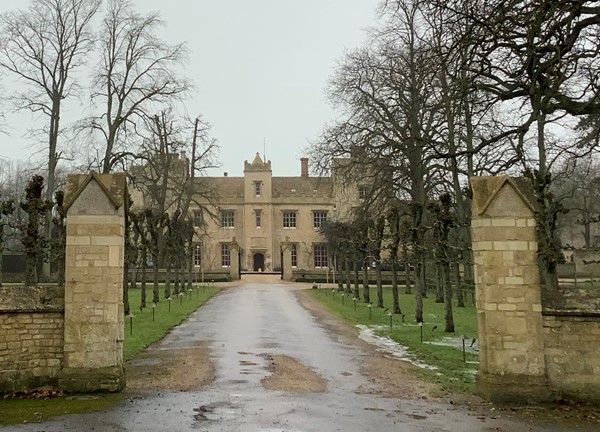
left=0, top=0, right=380, bottom=176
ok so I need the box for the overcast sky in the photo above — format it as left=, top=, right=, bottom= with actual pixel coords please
left=0, top=0, right=380, bottom=177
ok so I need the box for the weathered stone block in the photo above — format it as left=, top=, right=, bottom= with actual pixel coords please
left=58, top=366, right=125, bottom=393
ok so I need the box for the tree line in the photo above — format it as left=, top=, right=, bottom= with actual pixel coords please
left=310, top=0, right=600, bottom=331
left=0, top=0, right=219, bottom=290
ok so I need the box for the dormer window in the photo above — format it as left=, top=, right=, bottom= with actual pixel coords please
left=359, top=186, right=368, bottom=200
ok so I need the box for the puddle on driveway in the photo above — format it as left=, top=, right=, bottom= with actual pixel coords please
left=193, top=402, right=242, bottom=422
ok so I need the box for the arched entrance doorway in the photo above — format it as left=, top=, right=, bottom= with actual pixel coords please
left=253, top=253, right=265, bottom=272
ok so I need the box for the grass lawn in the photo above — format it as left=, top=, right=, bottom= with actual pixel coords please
left=309, top=286, right=479, bottom=394
left=0, top=284, right=220, bottom=426
left=124, top=285, right=219, bottom=360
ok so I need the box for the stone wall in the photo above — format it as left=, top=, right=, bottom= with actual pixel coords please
left=471, top=176, right=600, bottom=403
left=542, top=286, right=600, bottom=401
left=0, top=286, right=64, bottom=392
left=0, top=172, right=127, bottom=395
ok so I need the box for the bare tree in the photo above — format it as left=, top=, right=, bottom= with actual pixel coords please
left=310, top=0, right=442, bottom=323
left=424, top=0, right=600, bottom=290
left=82, top=0, right=191, bottom=173
left=0, top=0, right=100, bottom=280
left=128, top=110, right=218, bottom=299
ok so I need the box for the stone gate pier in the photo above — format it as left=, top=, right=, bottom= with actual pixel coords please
left=471, top=176, right=600, bottom=403
left=58, top=172, right=127, bottom=392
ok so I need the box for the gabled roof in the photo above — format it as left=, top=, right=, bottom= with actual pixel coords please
left=272, top=177, right=333, bottom=197
left=252, top=152, right=264, bottom=165
left=63, top=172, right=127, bottom=212
left=471, top=176, right=536, bottom=216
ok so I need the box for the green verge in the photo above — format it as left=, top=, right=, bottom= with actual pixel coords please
left=0, top=284, right=219, bottom=426
left=0, top=394, right=123, bottom=425
left=309, top=286, right=479, bottom=394
left=124, top=285, right=220, bottom=360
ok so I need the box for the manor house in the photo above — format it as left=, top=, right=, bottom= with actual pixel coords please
left=191, top=153, right=360, bottom=274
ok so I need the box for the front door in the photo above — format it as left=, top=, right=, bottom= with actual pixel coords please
left=253, top=253, right=265, bottom=272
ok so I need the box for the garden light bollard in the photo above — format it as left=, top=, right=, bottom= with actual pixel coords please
left=152, top=302, right=156, bottom=322
left=189, top=288, right=193, bottom=300
left=368, top=303, right=372, bottom=320
left=418, top=321, right=423, bottom=343
left=353, top=297, right=357, bottom=311
left=168, top=297, right=172, bottom=312
left=332, top=289, right=335, bottom=300
left=462, top=336, right=466, bottom=362
left=129, top=314, right=134, bottom=336
left=388, top=312, right=393, bottom=330
left=179, top=292, right=183, bottom=305
left=341, top=293, right=345, bottom=305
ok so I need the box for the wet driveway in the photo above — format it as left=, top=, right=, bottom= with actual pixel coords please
left=2, top=277, right=590, bottom=431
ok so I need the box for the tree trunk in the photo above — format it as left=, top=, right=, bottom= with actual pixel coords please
left=187, top=241, right=193, bottom=291
left=584, top=219, right=591, bottom=249
left=130, top=261, right=137, bottom=304
left=344, top=258, right=352, bottom=293
left=443, top=262, right=455, bottom=333
left=415, top=261, right=425, bottom=323
left=174, top=260, right=181, bottom=295
left=376, top=260, right=383, bottom=308
left=404, top=261, right=412, bottom=294
left=165, top=263, right=172, bottom=299
left=123, top=259, right=130, bottom=316
left=435, top=262, right=444, bottom=303
left=152, top=256, right=160, bottom=303
left=353, top=260, right=360, bottom=300
left=391, top=259, right=401, bottom=314
left=141, top=249, right=147, bottom=309
left=362, top=261, right=370, bottom=304
left=336, top=255, right=343, bottom=289
left=453, top=261, right=465, bottom=307
left=25, top=254, right=37, bottom=287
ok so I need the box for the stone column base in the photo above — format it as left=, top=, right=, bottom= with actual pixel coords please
left=476, top=372, right=550, bottom=404
left=58, top=366, right=125, bottom=393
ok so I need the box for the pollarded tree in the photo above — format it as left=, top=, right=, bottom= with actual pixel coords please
left=130, top=210, right=149, bottom=308
left=0, top=195, right=15, bottom=287
left=319, top=220, right=355, bottom=293
left=427, top=193, right=455, bottom=332
left=51, top=190, right=66, bottom=287
left=20, top=175, right=52, bottom=287
left=144, top=208, right=166, bottom=304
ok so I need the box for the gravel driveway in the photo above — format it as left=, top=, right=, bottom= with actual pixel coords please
left=2, top=275, right=595, bottom=431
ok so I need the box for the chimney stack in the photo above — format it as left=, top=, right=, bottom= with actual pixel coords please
left=300, top=157, right=309, bottom=178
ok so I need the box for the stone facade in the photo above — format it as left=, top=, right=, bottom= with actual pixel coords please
left=471, top=176, right=600, bottom=403
left=0, top=286, right=64, bottom=392
left=131, top=154, right=362, bottom=279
